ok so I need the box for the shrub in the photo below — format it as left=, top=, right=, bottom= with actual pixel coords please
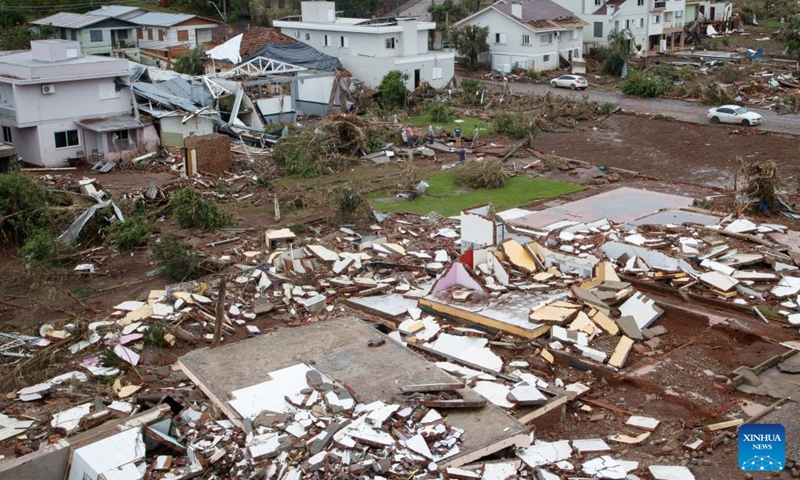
left=19, top=230, right=59, bottom=263
left=143, top=323, right=167, bottom=347
left=524, top=68, right=543, bottom=81
left=152, top=234, right=200, bottom=282
left=105, top=215, right=152, bottom=249
left=459, top=79, right=482, bottom=106
left=423, top=101, right=455, bottom=123
left=0, top=172, right=51, bottom=242
left=170, top=187, right=231, bottom=232
left=492, top=111, right=534, bottom=139
left=454, top=159, right=509, bottom=189
left=271, top=133, right=327, bottom=178
left=600, top=102, right=616, bottom=115
left=715, top=65, right=748, bottom=84
left=621, top=73, right=673, bottom=98
left=602, top=51, right=627, bottom=76
left=377, top=70, right=408, bottom=111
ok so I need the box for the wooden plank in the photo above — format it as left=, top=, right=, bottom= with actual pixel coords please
left=707, top=419, right=743, bottom=431
left=581, top=398, right=635, bottom=416
left=515, top=394, right=568, bottom=424
left=400, top=382, right=465, bottom=393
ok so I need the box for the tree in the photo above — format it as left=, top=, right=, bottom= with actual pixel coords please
left=377, top=70, right=408, bottom=110
left=428, top=0, right=468, bottom=33
left=450, top=25, right=489, bottom=69
left=602, top=28, right=639, bottom=77
left=785, top=17, right=800, bottom=61
left=1, top=24, right=56, bottom=51
left=173, top=47, right=206, bottom=76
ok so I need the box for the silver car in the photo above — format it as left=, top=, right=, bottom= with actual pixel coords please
left=550, top=75, right=589, bottom=90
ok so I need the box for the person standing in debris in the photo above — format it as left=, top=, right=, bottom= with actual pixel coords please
left=427, top=124, right=434, bottom=143
left=454, top=126, right=462, bottom=148
left=405, top=125, right=415, bottom=148
left=471, top=126, right=480, bottom=149
left=458, top=147, right=466, bottom=165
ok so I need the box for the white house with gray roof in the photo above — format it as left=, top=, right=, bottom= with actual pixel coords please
left=454, top=0, right=587, bottom=72
left=31, top=12, right=139, bottom=56
left=0, top=40, right=157, bottom=167
left=274, top=1, right=455, bottom=90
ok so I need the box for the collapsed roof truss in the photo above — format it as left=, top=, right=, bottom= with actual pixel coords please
left=209, top=56, right=307, bottom=79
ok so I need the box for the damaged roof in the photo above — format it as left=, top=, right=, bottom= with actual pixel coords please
left=457, top=0, right=587, bottom=30
left=31, top=12, right=135, bottom=29
left=240, top=27, right=295, bottom=58
left=207, top=28, right=342, bottom=71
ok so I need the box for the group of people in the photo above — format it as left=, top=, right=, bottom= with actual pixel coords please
left=402, top=124, right=480, bottom=151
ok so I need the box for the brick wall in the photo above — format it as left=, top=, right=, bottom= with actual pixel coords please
left=184, top=134, right=231, bottom=175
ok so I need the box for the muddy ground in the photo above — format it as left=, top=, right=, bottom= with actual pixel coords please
left=538, top=113, right=800, bottom=190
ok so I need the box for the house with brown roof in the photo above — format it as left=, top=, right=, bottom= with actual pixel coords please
left=454, top=0, right=587, bottom=72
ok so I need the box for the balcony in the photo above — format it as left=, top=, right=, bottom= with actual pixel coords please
left=0, top=105, right=16, bottom=126
left=650, top=0, right=666, bottom=11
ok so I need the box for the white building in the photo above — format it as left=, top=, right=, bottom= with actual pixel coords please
left=556, top=0, right=686, bottom=52
left=274, top=1, right=455, bottom=90
left=454, top=0, right=586, bottom=72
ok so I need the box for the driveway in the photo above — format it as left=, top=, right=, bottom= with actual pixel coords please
left=473, top=77, right=800, bottom=136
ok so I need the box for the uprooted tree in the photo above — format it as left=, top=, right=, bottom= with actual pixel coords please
left=450, top=25, right=490, bottom=70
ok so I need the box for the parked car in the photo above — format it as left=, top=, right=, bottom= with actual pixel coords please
left=550, top=75, right=588, bottom=90
left=707, top=105, right=763, bottom=126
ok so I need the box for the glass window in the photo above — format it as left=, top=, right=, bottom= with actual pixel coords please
left=177, top=30, right=188, bottom=42
left=117, top=29, right=129, bottom=40
left=544, top=54, right=550, bottom=62
left=386, top=37, right=396, bottom=49
left=522, top=34, right=530, bottom=45
left=2, top=126, right=11, bottom=144
left=593, top=22, right=603, bottom=38
left=54, top=130, right=80, bottom=149
left=89, top=30, right=103, bottom=42
left=324, top=34, right=331, bottom=46
left=539, top=33, right=553, bottom=45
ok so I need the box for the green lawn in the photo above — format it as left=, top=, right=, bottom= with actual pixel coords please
left=406, top=114, right=492, bottom=135
left=370, top=170, right=583, bottom=217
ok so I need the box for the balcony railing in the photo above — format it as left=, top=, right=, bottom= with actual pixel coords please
left=0, top=105, right=16, bottom=123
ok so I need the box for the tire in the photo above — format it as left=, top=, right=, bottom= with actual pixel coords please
left=710, top=116, right=720, bottom=124
left=570, top=84, right=577, bottom=90
left=550, top=81, right=557, bottom=88
left=741, top=119, right=750, bottom=126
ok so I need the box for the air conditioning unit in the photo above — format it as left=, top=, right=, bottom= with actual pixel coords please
left=41, top=84, right=55, bottom=95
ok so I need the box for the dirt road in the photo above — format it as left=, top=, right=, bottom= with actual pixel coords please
left=476, top=78, right=800, bottom=136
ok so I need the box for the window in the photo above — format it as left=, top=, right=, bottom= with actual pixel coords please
left=653, top=14, right=661, bottom=23
left=323, top=34, right=331, bottom=47
left=2, top=126, right=11, bottom=144
left=625, top=19, right=631, bottom=29
left=522, top=34, right=531, bottom=45
left=89, top=30, right=103, bottom=42
left=494, top=32, right=507, bottom=44
left=113, top=130, right=129, bottom=140
left=676, top=10, right=683, bottom=17
left=177, top=30, right=189, bottom=42
left=665, top=12, right=672, bottom=22
left=593, top=21, right=603, bottom=38
left=543, top=54, right=550, bottom=62
left=637, top=0, right=643, bottom=5
left=147, top=29, right=153, bottom=40
left=54, top=130, right=79, bottom=149
left=340, top=35, right=349, bottom=48
left=158, top=30, right=164, bottom=41
left=117, top=29, right=129, bottom=40
left=570, top=29, right=577, bottom=40
left=433, top=66, right=443, bottom=79
left=638, top=17, right=645, bottom=28
left=71, top=30, right=77, bottom=41
left=386, top=37, right=396, bottom=49
left=304, top=33, right=311, bottom=40
left=539, top=33, right=553, bottom=45
left=595, top=0, right=601, bottom=5
left=137, top=28, right=143, bottom=39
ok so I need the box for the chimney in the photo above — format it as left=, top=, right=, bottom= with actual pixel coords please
left=511, top=2, right=523, bottom=19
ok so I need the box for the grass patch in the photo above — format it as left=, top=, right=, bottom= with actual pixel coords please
left=370, top=170, right=582, bottom=217
left=755, top=304, right=781, bottom=318
left=406, top=114, right=491, bottom=135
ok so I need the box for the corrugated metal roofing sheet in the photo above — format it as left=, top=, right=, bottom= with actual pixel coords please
left=88, top=5, right=144, bottom=18
left=31, top=12, right=108, bottom=29
left=128, top=12, right=195, bottom=27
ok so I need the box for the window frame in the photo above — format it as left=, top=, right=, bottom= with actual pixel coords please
left=54, top=130, right=80, bottom=149
left=521, top=34, right=531, bottom=45
left=340, top=35, right=349, bottom=48
left=177, top=30, right=189, bottom=42
left=539, top=33, right=553, bottom=45
left=385, top=37, right=396, bottom=49
left=89, top=30, right=103, bottom=42
left=543, top=54, right=551, bottom=62
left=2, top=126, right=11, bottom=144
left=323, top=34, right=331, bottom=47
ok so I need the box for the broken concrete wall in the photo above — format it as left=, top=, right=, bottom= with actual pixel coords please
left=160, top=116, right=215, bottom=148
left=184, top=133, right=232, bottom=175
left=0, top=440, right=70, bottom=480
left=461, top=212, right=496, bottom=253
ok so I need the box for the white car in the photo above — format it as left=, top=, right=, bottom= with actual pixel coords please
left=707, top=105, right=763, bottom=126
left=550, top=75, right=588, bottom=90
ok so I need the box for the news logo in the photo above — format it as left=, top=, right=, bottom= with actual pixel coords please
left=739, top=423, right=785, bottom=471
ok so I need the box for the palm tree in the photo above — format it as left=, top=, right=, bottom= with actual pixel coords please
left=173, top=47, right=206, bottom=76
